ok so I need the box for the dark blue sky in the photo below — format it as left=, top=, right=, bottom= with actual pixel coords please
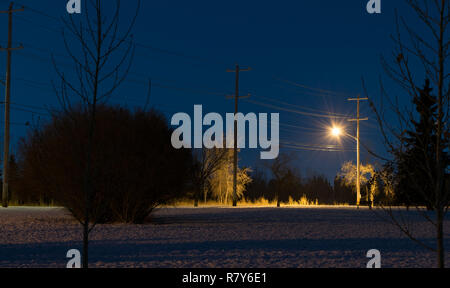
left=0, top=0, right=431, bottom=181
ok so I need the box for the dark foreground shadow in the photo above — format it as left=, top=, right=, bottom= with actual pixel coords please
left=0, top=236, right=443, bottom=267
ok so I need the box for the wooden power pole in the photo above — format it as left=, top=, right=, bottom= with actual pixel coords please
left=226, top=64, right=250, bottom=207
left=348, top=94, right=368, bottom=207
left=0, top=3, right=23, bottom=208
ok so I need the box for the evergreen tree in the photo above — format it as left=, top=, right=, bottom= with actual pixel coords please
left=395, top=79, right=448, bottom=208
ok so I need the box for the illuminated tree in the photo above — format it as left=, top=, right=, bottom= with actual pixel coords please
left=207, top=149, right=252, bottom=204
left=338, top=161, right=375, bottom=188
left=338, top=161, right=375, bottom=206
left=192, top=147, right=230, bottom=206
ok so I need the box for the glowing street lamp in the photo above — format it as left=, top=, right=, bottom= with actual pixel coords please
left=331, top=126, right=342, bottom=137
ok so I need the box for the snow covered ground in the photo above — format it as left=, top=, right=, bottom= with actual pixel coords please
left=0, top=206, right=449, bottom=268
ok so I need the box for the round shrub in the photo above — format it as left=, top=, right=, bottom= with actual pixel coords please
left=18, top=105, right=192, bottom=223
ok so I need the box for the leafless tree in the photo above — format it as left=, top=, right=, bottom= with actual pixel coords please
left=366, top=0, right=449, bottom=268
left=52, top=0, right=140, bottom=268
left=192, top=148, right=230, bottom=207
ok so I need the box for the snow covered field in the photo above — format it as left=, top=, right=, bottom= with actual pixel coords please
left=0, top=206, right=449, bottom=268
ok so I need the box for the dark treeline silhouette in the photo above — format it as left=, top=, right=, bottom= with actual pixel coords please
left=333, top=177, right=356, bottom=204
left=244, top=168, right=353, bottom=205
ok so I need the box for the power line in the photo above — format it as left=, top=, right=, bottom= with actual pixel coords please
left=4, top=0, right=59, bottom=21
left=16, top=49, right=73, bottom=69
left=274, top=77, right=353, bottom=98
left=126, top=78, right=227, bottom=97
left=273, top=82, right=355, bottom=100
left=253, top=95, right=349, bottom=118
left=18, top=40, right=67, bottom=58
left=11, top=102, right=55, bottom=113
left=280, top=140, right=351, bottom=150
left=7, top=0, right=229, bottom=68
left=134, top=42, right=228, bottom=67
left=244, top=98, right=349, bottom=119
left=13, top=46, right=231, bottom=96
left=9, top=106, right=51, bottom=117
left=129, top=80, right=225, bottom=97
left=10, top=46, right=230, bottom=98
left=0, top=100, right=56, bottom=112
left=0, top=74, right=193, bottom=116
left=10, top=53, right=355, bottom=126
left=15, top=14, right=61, bottom=34
left=281, top=144, right=355, bottom=153
left=279, top=123, right=322, bottom=132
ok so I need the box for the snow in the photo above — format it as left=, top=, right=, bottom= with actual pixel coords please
left=0, top=206, right=449, bottom=268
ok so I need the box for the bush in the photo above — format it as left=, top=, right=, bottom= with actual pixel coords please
left=17, top=105, right=192, bottom=223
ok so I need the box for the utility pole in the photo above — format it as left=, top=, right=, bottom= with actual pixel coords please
left=226, top=64, right=250, bottom=207
left=0, top=3, right=23, bottom=208
left=348, top=95, right=368, bottom=208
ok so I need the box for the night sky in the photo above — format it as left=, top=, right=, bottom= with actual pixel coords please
left=0, top=0, right=431, bottom=181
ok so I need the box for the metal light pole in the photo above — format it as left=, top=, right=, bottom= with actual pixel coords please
left=330, top=120, right=367, bottom=207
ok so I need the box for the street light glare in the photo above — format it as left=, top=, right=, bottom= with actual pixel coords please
left=331, top=127, right=342, bottom=137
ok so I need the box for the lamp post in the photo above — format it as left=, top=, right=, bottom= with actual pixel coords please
left=330, top=126, right=362, bottom=207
